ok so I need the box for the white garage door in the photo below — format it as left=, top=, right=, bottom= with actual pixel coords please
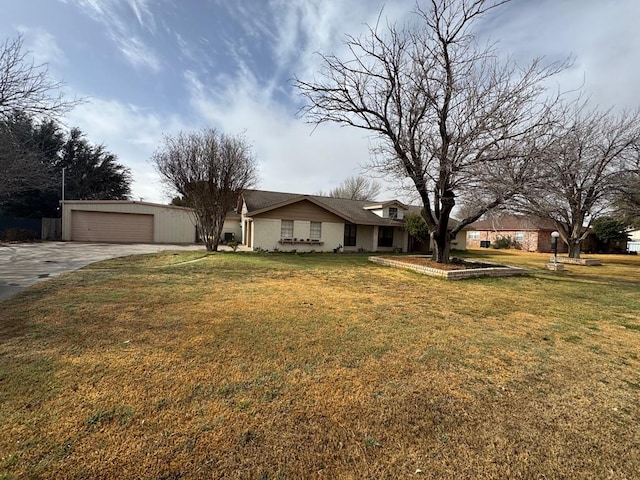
left=71, top=211, right=154, bottom=243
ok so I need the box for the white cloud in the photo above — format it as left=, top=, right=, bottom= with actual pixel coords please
left=66, top=0, right=162, bottom=73
left=184, top=68, right=380, bottom=197
left=66, top=98, right=195, bottom=203
left=15, top=26, right=66, bottom=66
left=113, top=35, right=162, bottom=73
left=57, top=0, right=640, bottom=206
left=170, top=2, right=425, bottom=199
left=127, top=0, right=155, bottom=32
left=480, top=0, right=640, bottom=110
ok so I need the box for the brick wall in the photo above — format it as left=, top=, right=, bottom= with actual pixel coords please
left=467, top=230, right=568, bottom=253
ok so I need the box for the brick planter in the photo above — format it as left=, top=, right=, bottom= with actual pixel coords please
left=369, top=256, right=528, bottom=280
left=550, top=256, right=602, bottom=266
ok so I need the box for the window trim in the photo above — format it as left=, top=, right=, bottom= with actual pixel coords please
left=310, top=221, right=321, bottom=240
left=281, top=219, right=294, bottom=239
left=378, top=226, right=394, bottom=247
left=344, top=223, right=357, bottom=246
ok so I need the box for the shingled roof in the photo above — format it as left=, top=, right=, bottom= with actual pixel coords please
left=241, top=190, right=404, bottom=227
left=469, top=214, right=556, bottom=231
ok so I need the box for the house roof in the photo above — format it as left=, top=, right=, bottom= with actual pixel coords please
left=241, top=189, right=467, bottom=229
left=469, top=214, right=557, bottom=231
left=241, top=190, right=404, bottom=227
left=61, top=199, right=194, bottom=212
left=363, top=200, right=409, bottom=210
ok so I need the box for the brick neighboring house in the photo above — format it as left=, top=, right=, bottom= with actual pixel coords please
left=467, top=215, right=567, bottom=253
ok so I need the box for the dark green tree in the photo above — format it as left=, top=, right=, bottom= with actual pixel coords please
left=0, top=115, right=131, bottom=218
left=0, top=111, right=64, bottom=216
left=613, top=169, right=640, bottom=228
left=60, top=128, right=131, bottom=201
left=403, top=212, right=429, bottom=243
left=170, top=196, right=190, bottom=207
left=591, top=216, right=628, bottom=244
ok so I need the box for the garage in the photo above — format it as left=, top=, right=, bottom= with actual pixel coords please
left=62, top=200, right=199, bottom=244
left=71, top=211, right=154, bottom=243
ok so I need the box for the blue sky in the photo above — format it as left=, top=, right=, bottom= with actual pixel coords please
left=3, top=0, right=639, bottom=203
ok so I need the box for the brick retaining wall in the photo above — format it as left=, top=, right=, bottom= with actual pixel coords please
left=369, top=256, right=528, bottom=280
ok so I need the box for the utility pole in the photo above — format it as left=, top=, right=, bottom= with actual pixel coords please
left=62, top=167, right=66, bottom=202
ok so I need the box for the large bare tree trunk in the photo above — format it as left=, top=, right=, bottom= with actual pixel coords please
left=567, top=241, right=581, bottom=259
left=295, top=0, right=566, bottom=264
left=431, top=232, right=451, bottom=263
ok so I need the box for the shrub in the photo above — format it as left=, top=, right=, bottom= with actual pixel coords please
left=0, top=228, right=39, bottom=242
left=227, top=241, right=239, bottom=252
left=492, top=236, right=514, bottom=249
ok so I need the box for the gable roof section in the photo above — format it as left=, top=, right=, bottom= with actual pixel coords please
left=242, top=190, right=404, bottom=226
left=363, top=200, right=409, bottom=210
left=470, top=214, right=556, bottom=231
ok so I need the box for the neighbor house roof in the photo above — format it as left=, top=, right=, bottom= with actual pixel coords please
left=469, top=214, right=556, bottom=231
left=241, top=190, right=404, bottom=227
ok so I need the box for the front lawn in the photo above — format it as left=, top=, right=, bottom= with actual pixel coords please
left=1, top=251, right=639, bottom=479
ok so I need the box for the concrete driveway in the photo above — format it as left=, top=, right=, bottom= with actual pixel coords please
left=0, top=242, right=207, bottom=301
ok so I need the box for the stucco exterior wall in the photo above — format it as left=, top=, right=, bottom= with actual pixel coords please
left=221, top=216, right=242, bottom=243
left=451, top=230, right=467, bottom=250
left=62, top=201, right=197, bottom=243
left=250, top=218, right=343, bottom=252
left=343, top=225, right=375, bottom=252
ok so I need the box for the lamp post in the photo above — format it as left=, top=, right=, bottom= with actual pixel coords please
left=551, top=231, right=560, bottom=264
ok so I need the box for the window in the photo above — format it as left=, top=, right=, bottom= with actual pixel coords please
left=388, top=207, right=398, bottom=219
left=310, top=222, right=321, bottom=240
left=378, top=226, right=394, bottom=247
left=344, top=224, right=357, bottom=246
left=515, top=231, right=525, bottom=242
left=468, top=231, right=480, bottom=240
left=281, top=220, right=293, bottom=238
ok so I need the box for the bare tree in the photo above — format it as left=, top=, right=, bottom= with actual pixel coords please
left=153, top=129, right=258, bottom=251
left=515, top=105, right=640, bottom=257
left=328, top=175, right=382, bottom=200
left=295, top=0, right=565, bottom=263
left=0, top=34, right=80, bottom=121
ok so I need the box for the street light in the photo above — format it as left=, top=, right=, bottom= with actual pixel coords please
left=551, top=231, right=560, bottom=264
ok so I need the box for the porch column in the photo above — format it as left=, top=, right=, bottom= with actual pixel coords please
left=372, top=225, right=379, bottom=252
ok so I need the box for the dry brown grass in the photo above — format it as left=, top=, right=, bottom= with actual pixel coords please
left=461, top=248, right=640, bottom=284
left=1, top=252, right=639, bottom=479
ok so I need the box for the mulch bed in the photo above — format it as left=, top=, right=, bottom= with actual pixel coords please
left=381, top=256, right=502, bottom=271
